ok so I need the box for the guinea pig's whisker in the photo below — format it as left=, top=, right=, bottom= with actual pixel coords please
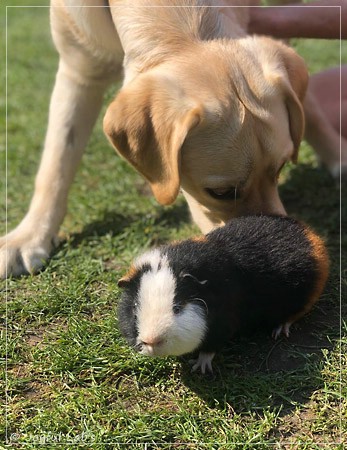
left=191, top=297, right=209, bottom=315
left=182, top=273, right=208, bottom=285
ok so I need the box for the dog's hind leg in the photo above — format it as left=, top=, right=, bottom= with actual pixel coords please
left=0, top=5, right=121, bottom=278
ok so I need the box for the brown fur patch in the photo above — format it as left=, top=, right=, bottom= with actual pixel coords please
left=305, top=227, right=330, bottom=305
left=287, top=227, right=330, bottom=325
left=191, top=235, right=207, bottom=243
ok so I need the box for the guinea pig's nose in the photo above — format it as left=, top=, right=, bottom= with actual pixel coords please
left=141, top=337, right=164, bottom=356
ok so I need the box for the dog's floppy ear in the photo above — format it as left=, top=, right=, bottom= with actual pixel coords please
left=276, top=42, right=308, bottom=163
left=260, top=38, right=308, bottom=163
left=103, top=74, right=202, bottom=205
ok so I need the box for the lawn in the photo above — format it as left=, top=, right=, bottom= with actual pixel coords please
left=1, top=2, right=346, bottom=449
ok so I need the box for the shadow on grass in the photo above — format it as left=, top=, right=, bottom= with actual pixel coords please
left=62, top=198, right=191, bottom=249
left=279, top=163, right=341, bottom=233
left=180, top=305, right=338, bottom=416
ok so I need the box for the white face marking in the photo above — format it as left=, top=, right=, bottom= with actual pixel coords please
left=134, top=250, right=207, bottom=357
left=134, top=248, right=163, bottom=272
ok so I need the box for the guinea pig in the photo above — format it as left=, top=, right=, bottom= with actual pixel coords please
left=117, top=215, right=329, bottom=374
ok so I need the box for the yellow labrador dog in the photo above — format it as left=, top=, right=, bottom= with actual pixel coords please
left=0, top=0, right=308, bottom=278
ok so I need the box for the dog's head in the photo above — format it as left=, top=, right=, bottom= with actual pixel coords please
left=104, top=36, right=308, bottom=232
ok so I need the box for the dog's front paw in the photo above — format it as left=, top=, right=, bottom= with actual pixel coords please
left=0, top=228, right=56, bottom=279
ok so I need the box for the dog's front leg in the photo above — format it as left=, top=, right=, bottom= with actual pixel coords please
left=0, top=66, right=108, bottom=278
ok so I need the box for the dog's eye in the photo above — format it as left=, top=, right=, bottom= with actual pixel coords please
left=205, top=187, right=240, bottom=200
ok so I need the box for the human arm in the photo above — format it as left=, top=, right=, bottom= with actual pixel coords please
left=248, top=0, right=347, bottom=39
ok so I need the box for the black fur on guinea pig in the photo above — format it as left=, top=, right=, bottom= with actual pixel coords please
left=117, top=215, right=329, bottom=373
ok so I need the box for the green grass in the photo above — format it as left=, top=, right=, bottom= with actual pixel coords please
left=1, top=2, right=346, bottom=449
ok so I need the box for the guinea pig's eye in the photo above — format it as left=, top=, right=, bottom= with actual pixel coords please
left=205, top=187, right=240, bottom=201
left=173, top=305, right=182, bottom=315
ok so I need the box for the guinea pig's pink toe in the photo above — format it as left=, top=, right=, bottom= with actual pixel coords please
left=272, top=322, right=292, bottom=339
left=272, top=324, right=283, bottom=340
left=190, top=351, right=215, bottom=374
left=283, top=322, right=291, bottom=338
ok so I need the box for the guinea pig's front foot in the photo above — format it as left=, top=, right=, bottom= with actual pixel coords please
left=190, top=352, right=215, bottom=374
left=272, top=321, right=292, bottom=340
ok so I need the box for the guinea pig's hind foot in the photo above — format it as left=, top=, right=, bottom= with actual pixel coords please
left=272, top=322, right=291, bottom=340
left=190, top=352, right=215, bottom=374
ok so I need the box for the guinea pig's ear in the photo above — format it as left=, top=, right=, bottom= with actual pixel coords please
left=180, top=272, right=209, bottom=286
left=118, top=277, right=131, bottom=288
left=118, top=265, right=137, bottom=288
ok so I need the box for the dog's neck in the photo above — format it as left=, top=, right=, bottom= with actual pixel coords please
left=109, top=0, right=248, bottom=81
